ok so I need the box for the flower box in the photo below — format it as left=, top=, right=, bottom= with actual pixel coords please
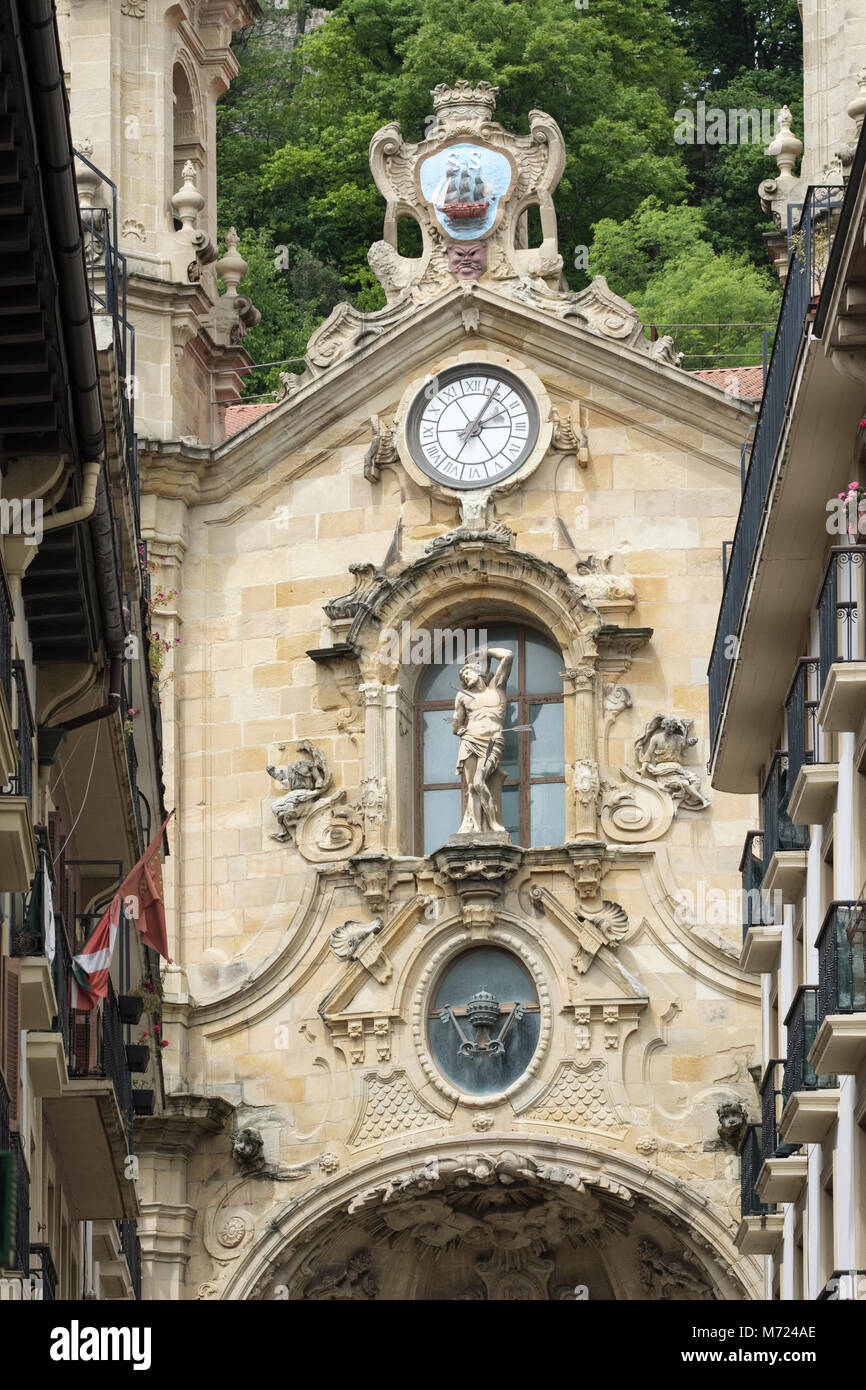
left=132, top=1089, right=155, bottom=1116
left=124, top=1044, right=149, bottom=1073
left=117, top=994, right=144, bottom=1026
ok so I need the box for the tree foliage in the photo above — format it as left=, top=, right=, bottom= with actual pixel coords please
left=216, top=0, right=802, bottom=389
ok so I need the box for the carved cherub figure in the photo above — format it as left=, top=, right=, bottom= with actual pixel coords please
left=634, top=715, right=709, bottom=811
left=266, top=740, right=332, bottom=842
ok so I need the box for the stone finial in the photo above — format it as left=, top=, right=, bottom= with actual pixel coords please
left=765, top=106, right=803, bottom=179
left=171, top=160, right=205, bottom=232
left=848, top=67, right=866, bottom=135
left=215, top=227, right=248, bottom=296
left=431, top=79, right=499, bottom=122
left=75, top=139, right=103, bottom=210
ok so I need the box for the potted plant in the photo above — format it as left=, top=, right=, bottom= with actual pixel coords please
left=131, top=975, right=162, bottom=1018
left=125, top=1038, right=150, bottom=1072
left=132, top=1080, right=155, bottom=1116
left=117, top=993, right=144, bottom=1026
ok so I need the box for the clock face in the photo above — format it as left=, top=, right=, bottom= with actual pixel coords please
left=405, top=364, right=540, bottom=489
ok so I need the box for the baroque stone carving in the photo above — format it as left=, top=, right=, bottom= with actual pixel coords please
left=550, top=402, right=588, bottom=465
left=716, top=1100, right=749, bottom=1151
left=349, top=1069, right=443, bottom=1147
left=424, top=487, right=513, bottom=552
left=600, top=766, right=675, bottom=843
left=523, top=1059, right=625, bottom=1133
left=602, top=683, right=632, bottom=734
left=304, top=1249, right=379, bottom=1301
left=634, top=715, right=710, bottom=812
left=573, top=554, right=636, bottom=613
left=637, top=1238, right=715, bottom=1300
left=266, top=740, right=332, bottom=842
left=363, top=415, right=398, bottom=482
left=329, top=916, right=392, bottom=985
left=529, top=884, right=628, bottom=973
left=231, top=1128, right=263, bottom=1166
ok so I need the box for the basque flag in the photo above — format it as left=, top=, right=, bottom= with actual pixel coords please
left=70, top=893, right=123, bottom=1011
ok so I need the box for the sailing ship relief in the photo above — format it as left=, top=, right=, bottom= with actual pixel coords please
left=418, top=142, right=514, bottom=240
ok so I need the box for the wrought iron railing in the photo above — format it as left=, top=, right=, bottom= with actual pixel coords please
left=739, top=830, right=781, bottom=941
left=29, top=1243, right=59, bottom=1300
left=118, top=1218, right=142, bottom=1300
left=9, top=1131, right=29, bottom=1275
left=817, top=547, right=866, bottom=697
left=785, top=658, right=821, bottom=790
left=761, top=752, right=809, bottom=860
left=708, top=186, right=846, bottom=746
left=1, top=662, right=34, bottom=806
left=739, top=1123, right=775, bottom=1217
left=783, top=985, right=836, bottom=1103
left=69, top=980, right=133, bottom=1149
left=121, top=664, right=144, bottom=851
left=0, top=560, right=12, bottom=716
left=74, top=148, right=139, bottom=528
left=816, top=901, right=866, bottom=1026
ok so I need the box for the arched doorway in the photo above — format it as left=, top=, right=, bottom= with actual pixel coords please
left=220, top=1140, right=758, bottom=1302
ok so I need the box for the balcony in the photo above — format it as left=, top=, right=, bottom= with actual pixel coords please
left=735, top=1123, right=783, bottom=1254
left=754, top=1061, right=808, bottom=1204
left=8, top=1131, right=29, bottom=1276
left=42, top=977, right=138, bottom=1221
left=739, top=831, right=783, bottom=972
left=779, top=986, right=839, bottom=1144
left=785, top=657, right=838, bottom=825
left=760, top=752, right=809, bottom=904
left=29, top=1243, right=59, bottom=1300
left=816, top=546, right=866, bottom=732
left=0, top=662, right=37, bottom=890
left=709, top=187, right=845, bottom=774
left=93, top=1217, right=140, bottom=1299
left=0, top=566, right=19, bottom=789
left=810, top=901, right=866, bottom=1074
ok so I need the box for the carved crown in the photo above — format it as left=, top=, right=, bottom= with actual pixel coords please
left=431, top=80, right=499, bottom=119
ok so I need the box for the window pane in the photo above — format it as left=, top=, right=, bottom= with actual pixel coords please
left=524, top=630, right=563, bottom=692
left=529, top=781, right=566, bottom=847
left=423, top=709, right=457, bottom=785
left=529, top=701, right=564, bottom=777
left=477, top=624, right=519, bottom=695
left=500, top=702, right=520, bottom=780
left=502, top=784, right=520, bottom=844
left=423, top=788, right=461, bottom=854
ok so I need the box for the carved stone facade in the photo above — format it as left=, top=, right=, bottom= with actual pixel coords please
left=137, top=82, right=763, bottom=1302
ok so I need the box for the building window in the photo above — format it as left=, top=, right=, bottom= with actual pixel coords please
left=416, top=622, right=565, bottom=854
left=427, top=946, right=540, bottom=1096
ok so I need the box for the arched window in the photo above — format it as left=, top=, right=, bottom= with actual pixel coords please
left=171, top=62, right=204, bottom=230
left=415, top=622, right=565, bottom=854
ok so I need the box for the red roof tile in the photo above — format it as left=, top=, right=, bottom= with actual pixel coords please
left=223, top=401, right=277, bottom=438
left=689, top=365, right=765, bottom=399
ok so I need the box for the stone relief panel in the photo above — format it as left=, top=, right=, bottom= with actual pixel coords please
left=348, top=1068, right=445, bottom=1148
left=521, top=1058, right=626, bottom=1136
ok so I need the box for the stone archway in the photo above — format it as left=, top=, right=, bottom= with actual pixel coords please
left=219, top=1140, right=759, bottom=1302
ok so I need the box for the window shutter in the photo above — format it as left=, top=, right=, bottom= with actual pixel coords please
left=0, top=956, right=21, bottom=1128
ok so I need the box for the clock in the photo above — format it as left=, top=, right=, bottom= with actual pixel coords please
left=404, top=363, right=540, bottom=489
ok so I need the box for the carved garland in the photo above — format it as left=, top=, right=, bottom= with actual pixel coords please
left=410, top=924, right=553, bottom=1107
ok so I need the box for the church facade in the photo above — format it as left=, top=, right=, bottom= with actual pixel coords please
left=132, top=76, right=767, bottom=1300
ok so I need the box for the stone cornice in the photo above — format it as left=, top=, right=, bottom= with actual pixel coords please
left=139, top=285, right=756, bottom=508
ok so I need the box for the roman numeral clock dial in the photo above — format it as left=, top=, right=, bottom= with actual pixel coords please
left=405, top=365, right=540, bottom=489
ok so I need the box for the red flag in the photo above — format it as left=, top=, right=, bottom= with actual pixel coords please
left=71, top=893, right=123, bottom=1011
left=119, top=811, right=175, bottom=962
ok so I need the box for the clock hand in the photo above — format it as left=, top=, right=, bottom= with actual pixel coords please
left=456, top=383, right=501, bottom=446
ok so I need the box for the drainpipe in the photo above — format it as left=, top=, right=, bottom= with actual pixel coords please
left=40, top=457, right=101, bottom=532
left=57, top=655, right=123, bottom=732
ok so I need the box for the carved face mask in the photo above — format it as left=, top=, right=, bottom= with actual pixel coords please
left=447, top=241, right=487, bottom=281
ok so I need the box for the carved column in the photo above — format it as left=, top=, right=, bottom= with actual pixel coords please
left=359, top=681, right=387, bottom=852
left=562, top=657, right=600, bottom=839
left=382, top=682, right=412, bottom=855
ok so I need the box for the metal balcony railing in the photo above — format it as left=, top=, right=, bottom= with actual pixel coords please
left=817, top=546, right=866, bottom=697
left=121, top=664, right=144, bottom=851
left=783, top=985, right=836, bottom=1103
left=739, top=830, right=781, bottom=941
left=69, top=980, right=133, bottom=1149
left=74, top=149, right=139, bottom=528
left=0, top=561, right=12, bottom=715
left=785, top=658, right=822, bottom=790
left=708, top=186, right=846, bottom=746
left=761, top=752, right=809, bottom=861
left=739, top=1123, right=775, bottom=1217
left=9, top=1131, right=29, bottom=1275
left=816, top=901, right=866, bottom=1026
left=118, top=1218, right=141, bottom=1300
left=1, top=662, right=34, bottom=805
left=29, top=1243, right=59, bottom=1300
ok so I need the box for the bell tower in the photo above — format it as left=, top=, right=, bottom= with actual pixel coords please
left=57, top=0, right=261, bottom=444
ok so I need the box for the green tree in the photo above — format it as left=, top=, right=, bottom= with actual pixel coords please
left=589, top=197, right=780, bottom=367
